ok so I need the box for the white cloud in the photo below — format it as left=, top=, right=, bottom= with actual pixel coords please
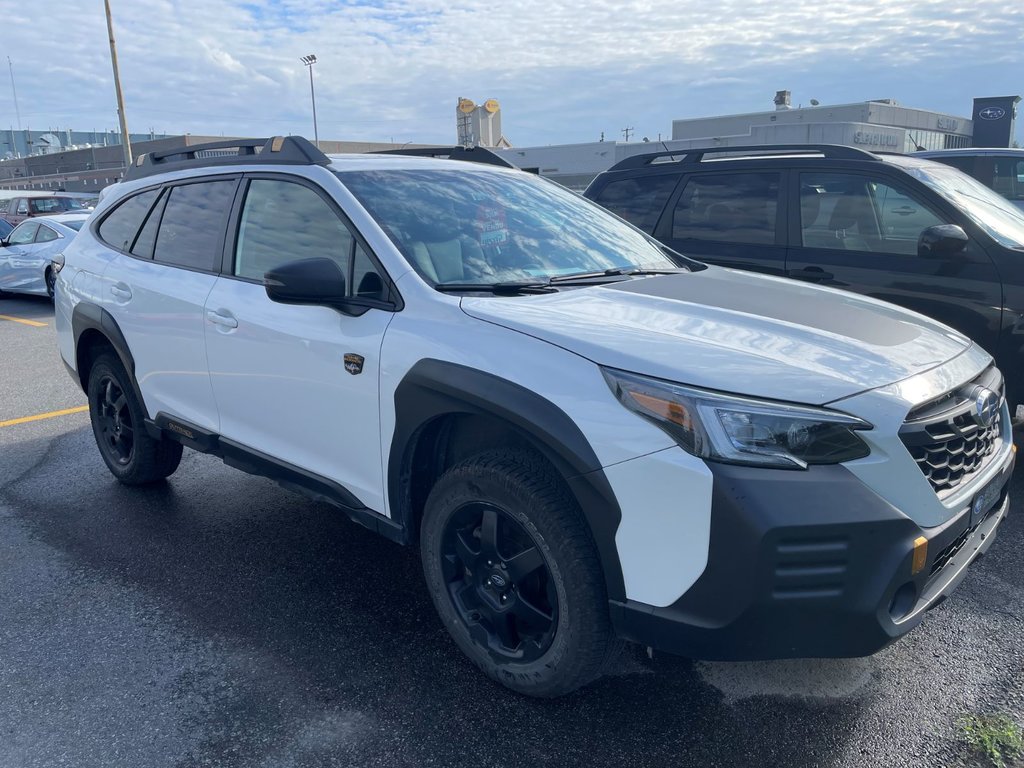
left=1, top=0, right=1021, bottom=145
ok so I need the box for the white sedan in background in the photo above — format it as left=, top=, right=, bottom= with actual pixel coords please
left=0, top=213, right=90, bottom=299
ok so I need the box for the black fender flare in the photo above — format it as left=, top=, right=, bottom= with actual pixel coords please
left=389, top=358, right=626, bottom=602
left=71, top=302, right=148, bottom=414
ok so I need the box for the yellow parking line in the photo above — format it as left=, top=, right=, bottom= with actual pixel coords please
left=0, top=314, right=47, bottom=328
left=0, top=405, right=88, bottom=428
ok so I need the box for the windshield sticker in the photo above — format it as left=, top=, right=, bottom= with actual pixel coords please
left=473, top=204, right=508, bottom=247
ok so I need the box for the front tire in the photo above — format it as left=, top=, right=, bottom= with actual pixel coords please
left=421, top=449, right=616, bottom=697
left=87, top=353, right=183, bottom=485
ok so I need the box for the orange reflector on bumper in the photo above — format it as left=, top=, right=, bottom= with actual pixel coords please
left=911, top=536, right=929, bottom=575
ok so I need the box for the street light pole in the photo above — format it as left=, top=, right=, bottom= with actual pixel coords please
left=300, top=55, right=319, bottom=148
left=104, top=0, right=133, bottom=168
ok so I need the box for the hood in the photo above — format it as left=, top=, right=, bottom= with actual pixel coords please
left=460, top=267, right=972, bottom=405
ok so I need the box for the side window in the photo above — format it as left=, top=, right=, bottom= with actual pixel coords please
left=234, top=179, right=356, bottom=284
left=8, top=221, right=39, bottom=245
left=16, top=199, right=28, bottom=215
left=592, top=175, right=678, bottom=233
left=992, top=158, right=1024, bottom=202
left=153, top=180, right=237, bottom=271
left=130, top=191, right=166, bottom=260
left=352, top=243, right=386, bottom=299
left=0, top=200, right=9, bottom=212
left=98, top=188, right=161, bottom=252
left=935, top=156, right=976, bottom=175
left=670, top=172, right=780, bottom=244
left=35, top=225, right=59, bottom=243
left=30, top=198, right=60, bottom=214
left=799, top=173, right=946, bottom=255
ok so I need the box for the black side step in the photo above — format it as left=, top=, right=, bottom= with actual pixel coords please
left=149, top=413, right=408, bottom=544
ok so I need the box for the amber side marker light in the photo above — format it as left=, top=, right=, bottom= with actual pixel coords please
left=911, top=536, right=929, bottom=576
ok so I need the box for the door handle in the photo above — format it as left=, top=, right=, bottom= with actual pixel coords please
left=110, top=283, right=132, bottom=300
left=206, top=309, right=238, bottom=329
left=787, top=267, right=834, bottom=282
left=891, top=206, right=916, bottom=216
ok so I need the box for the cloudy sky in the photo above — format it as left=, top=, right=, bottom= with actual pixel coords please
left=2, top=0, right=1022, bottom=147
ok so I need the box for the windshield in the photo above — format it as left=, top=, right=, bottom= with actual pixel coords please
left=62, top=220, right=85, bottom=231
left=900, top=162, right=1024, bottom=248
left=337, top=168, right=680, bottom=285
left=61, top=198, right=93, bottom=211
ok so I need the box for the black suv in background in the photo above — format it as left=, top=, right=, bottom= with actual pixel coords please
left=584, top=145, right=1024, bottom=406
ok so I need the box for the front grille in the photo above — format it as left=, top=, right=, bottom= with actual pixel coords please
left=929, top=527, right=971, bottom=576
left=900, top=367, right=1004, bottom=498
left=928, top=484, right=1005, bottom=580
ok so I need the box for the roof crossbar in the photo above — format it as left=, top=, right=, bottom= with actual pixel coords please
left=124, top=136, right=330, bottom=181
left=372, top=146, right=516, bottom=169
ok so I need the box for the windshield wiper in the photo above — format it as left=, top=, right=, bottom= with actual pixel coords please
left=548, top=266, right=689, bottom=283
left=434, top=280, right=556, bottom=295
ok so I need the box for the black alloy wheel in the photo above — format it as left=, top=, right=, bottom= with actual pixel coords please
left=421, top=449, right=617, bottom=697
left=86, top=353, right=183, bottom=484
left=96, top=374, right=135, bottom=467
left=441, top=502, right=558, bottom=662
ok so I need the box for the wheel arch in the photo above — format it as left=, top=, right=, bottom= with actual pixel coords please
left=389, top=359, right=626, bottom=602
left=71, top=302, right=148, bottom=415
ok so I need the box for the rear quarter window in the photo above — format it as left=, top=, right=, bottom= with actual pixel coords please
left=97, top=188, right=161, bottom=252
left=591, top=175, right=678, bottom=233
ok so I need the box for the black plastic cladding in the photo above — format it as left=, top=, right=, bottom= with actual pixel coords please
left=124, top=136, right=330, bottom=181
left=389, top=359, right=627, bottom=602
left=70, top=303, right=148, bottom=410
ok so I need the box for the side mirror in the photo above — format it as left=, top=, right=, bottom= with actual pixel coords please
left=264, top=257, right=397, bottom=316
left=918, top=224, right=969, bottom=257
left=265, top=257, right=347, bottom=306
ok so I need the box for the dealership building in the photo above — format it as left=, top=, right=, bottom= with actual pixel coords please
left=496, top=94, right=1021, bottom=190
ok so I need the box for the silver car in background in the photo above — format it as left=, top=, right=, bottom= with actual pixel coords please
left=0, top=213, right=90, bottom=299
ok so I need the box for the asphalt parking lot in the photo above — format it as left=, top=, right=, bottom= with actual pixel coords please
left=1, top=293, right=1023, bottom=768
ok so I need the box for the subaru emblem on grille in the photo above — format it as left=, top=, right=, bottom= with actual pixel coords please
left=970, top=386, right=1000, bottom=428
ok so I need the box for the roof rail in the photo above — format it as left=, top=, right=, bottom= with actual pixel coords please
left=124, top=136, right=330, bottom=181
left=606, top=144, right=879, bottom=173
left=372, top=145, right=516, bottom=169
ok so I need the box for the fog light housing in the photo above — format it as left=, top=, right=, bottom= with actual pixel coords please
left=889, top=581, right=918, bottom=622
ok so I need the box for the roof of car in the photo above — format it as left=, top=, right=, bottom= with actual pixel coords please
left=914, top=148, right=1024, bottom=158
left=326, top=153, right=517, bottom=173
left=878, top=154, right=952, bottom=169
left=44, top=213, right=92, bottom=224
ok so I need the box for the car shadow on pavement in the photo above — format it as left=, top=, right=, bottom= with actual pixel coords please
left=1, top=427, right=880, bottom=768
left=0, top=294, right=55, bottom=322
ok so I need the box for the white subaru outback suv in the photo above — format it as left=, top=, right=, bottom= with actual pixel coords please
left=55, top=137, right=1014, bottom=697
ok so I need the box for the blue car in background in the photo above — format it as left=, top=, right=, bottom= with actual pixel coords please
left=0, top=213, right=90, bottom=299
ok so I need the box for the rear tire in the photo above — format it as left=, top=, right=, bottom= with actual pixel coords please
left=420, top=449, right=617, bottom=697
left=86, top=353, right=183, bottom=485
left=45, top=267, right=56, bottom=300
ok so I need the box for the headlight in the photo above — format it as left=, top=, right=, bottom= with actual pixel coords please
left=602, top=368, right=871, bottom=469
